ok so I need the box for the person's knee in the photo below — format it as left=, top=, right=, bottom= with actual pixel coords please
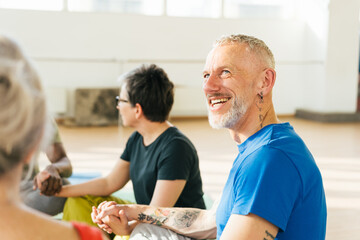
left=130, top=224, right=186, bottom=240
left=63, top=196, right=92, bottom=216
left=20, top=183, right=66, bottom=215
left=131, top=223, right=150, bottom=234
left=62, top=196, right=96, bottom=225
left=64, top=197, right=81, bottom=211
left=65, top=196, right=82, bottom=205
left=130, top=223, right=158, bottom=239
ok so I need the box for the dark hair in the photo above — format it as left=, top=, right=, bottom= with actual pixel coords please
left=123, top=64, right=174, bottom=122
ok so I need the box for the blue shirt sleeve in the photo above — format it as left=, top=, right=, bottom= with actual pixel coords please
left=232, top=146, right=302, bottom=231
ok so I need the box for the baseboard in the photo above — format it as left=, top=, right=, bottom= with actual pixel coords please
left=295, top=109, right=360, bottom=122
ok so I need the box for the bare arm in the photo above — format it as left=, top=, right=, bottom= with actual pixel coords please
left=149, top=180, right=186, bottom=207
left=46, top=142, right=72, bottom=177
left=220, top=213, right=278, bottom=240
left=57, top=159, right=130, bottom=197
left=97, top=204, right=217, bottom=239
left=33, top=142, right=73, bottom=195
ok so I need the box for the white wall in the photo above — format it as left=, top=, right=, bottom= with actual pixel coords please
left=322, top=0, right=360, bottom=113
left=300, top=0, right=329, bottom=112
left=300, top=0, right=360, bottom=114
left=0, top=2, right=357, bottom=117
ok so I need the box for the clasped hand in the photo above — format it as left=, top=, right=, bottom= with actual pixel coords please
left=33, top=165, right=62, bottom=196
left=91, top=201, right=132, bottom=236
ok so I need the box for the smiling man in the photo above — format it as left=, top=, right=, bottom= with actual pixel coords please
left=92, top=34, right=327, bottom=240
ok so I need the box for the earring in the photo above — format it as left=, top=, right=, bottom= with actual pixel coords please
left=259, top=92, right=264, bottom=103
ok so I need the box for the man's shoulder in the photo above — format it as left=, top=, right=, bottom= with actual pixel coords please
left=238, top=123, right=311, bottom=173
left=252, top=123, right=305, bottom=153
left=242, top=125, right=318, bottom=181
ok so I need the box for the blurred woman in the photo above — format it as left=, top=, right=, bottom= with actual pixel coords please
left=0, top=35, right=107, bottom=240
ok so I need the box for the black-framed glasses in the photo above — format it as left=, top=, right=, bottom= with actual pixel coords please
left=116, top=96, right=129, bottom=105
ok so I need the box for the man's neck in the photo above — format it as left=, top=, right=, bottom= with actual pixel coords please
left=229, top=102, right=279, bottom=145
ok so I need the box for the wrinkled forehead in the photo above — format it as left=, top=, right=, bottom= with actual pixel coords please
left=204, top=43, right=259, bottom=71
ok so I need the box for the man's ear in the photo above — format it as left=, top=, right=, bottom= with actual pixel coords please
left=134, top=103, right=143, bottom=119
left=258, top=68, right=276, bottom=96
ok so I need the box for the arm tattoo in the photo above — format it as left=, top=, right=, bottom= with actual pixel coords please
left=138, top=213, right=146, bottom=221
left=138, top=209, right=200, bottom=229
left=263, top=230, right=275, bottom=240
left=137, top=209, right=174, bottom=226
left=173, top=210, right=200, bottom=229
left=137, top=212, right=168, bottom=226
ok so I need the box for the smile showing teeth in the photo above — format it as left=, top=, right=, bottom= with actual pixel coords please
left=210, top=98, right=230, bottom=106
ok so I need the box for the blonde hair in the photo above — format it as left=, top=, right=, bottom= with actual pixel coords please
left=0, top=35, right=46, bottom=176
left=214, top=34, right=275, bottom=69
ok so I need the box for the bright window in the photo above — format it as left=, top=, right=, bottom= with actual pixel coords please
left=224, top=0, right=295, bottom=19
left=167, top=0, right=221, bottom=18
left=0, top=0, right=297, bottom=19
left=0, top=0, right=63, bottom=11
left=68, top=0, right=163, bottom=16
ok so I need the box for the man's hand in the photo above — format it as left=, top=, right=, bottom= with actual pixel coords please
left=33, top=165, right=62, bottom=196
left=92, top=206, right=113, bottom=234
left=102, top=210, right=132, bottom=235
left=92, top=201, right=133, bottom=235
left=96, top=201, right=131, bottom=221
left=92, top=201, right=120, bottom=233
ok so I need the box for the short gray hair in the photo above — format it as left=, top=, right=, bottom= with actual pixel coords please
left=214, top=34, right=275, bottom=69
left=0, top=35, right=46, bottom=176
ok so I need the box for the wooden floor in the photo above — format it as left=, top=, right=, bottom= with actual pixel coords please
left=40, top=116, right=360, bottom=239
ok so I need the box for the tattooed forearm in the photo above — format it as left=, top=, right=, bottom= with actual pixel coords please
left=264, top=230, right=275, bottom=240
left=138, top=209, right=174, bottom=226
left=137, top=209, right=200, bottom=229
left=173, top=210, right=200, bottom=229
left=138, top=212, right=167, bottom=226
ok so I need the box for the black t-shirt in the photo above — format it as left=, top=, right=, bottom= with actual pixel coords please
left=121, top=127, right=206, bottom=209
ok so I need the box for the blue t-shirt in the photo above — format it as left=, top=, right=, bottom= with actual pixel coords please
left=216, top=123, right=327, bottom=239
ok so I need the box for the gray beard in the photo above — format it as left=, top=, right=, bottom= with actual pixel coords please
left=208, top=97, right=248, bottom=129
